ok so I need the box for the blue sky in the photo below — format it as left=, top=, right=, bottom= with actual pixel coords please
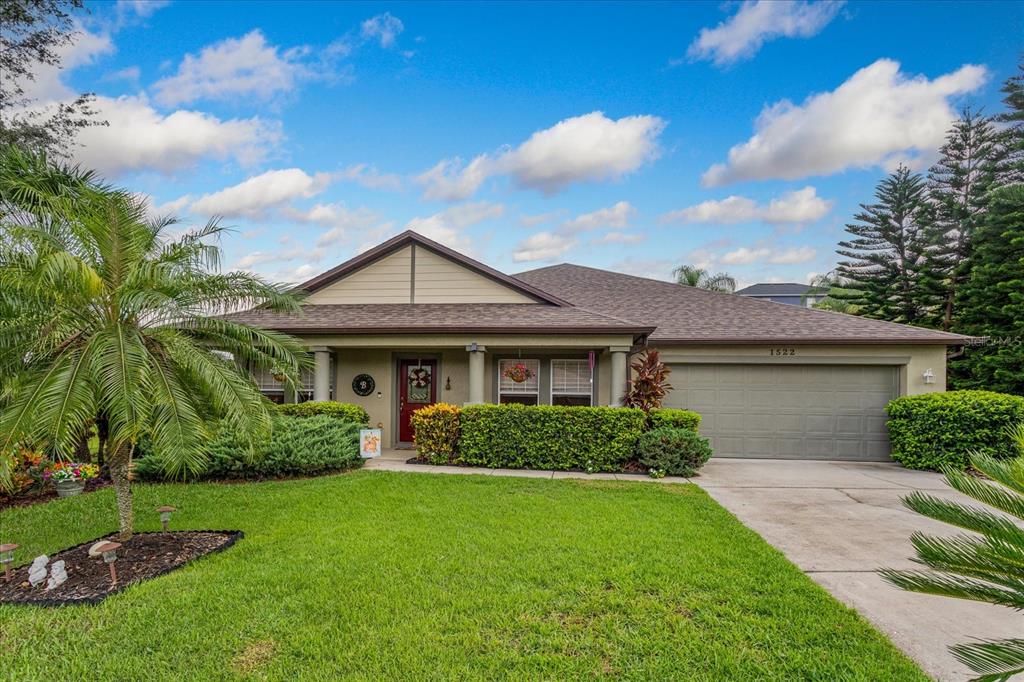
left=39, top=0, right=1024, bottom=287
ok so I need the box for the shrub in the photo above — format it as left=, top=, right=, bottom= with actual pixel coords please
left=0, top=446, right=52, bottom=500
left=636, top=427, right=713, bottom=477
left=886, top=390, right=1024, bottom=470
left=648, top=408, right=701, bottom=432
left=623, top=349, right=673, bottom=412
left=134, top=415, right=362, bottom=481
left=277, top=401, right=370, bottom=425
left=411, top=403, right=461, bottom=464
left=459, top=404, right=646, bottom=472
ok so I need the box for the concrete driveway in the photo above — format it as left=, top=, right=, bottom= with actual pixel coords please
left=695, top=459, right=1022, bottom=681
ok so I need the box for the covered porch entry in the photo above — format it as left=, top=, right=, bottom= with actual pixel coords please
left=293, top=334, right=636, bottom=448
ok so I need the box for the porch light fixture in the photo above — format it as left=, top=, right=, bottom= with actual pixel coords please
left=94, top=541, right=122, bottom=585
left=922, top=368, right=935, bottom=384
left=0, top=543, right=17, bottom=582
left=156, top=505, right=176, bottom=531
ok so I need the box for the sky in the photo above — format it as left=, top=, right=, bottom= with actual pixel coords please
left=30, top=0, right=1024, bottom=288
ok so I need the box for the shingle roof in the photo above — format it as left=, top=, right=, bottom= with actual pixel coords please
left=222, top=303, right=653, bottom=335
left=736, top=283, right=824, bottom=296
left=513, top=264, right=970, bottom=345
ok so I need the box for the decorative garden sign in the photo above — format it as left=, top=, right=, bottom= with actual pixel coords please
left=352, top=374, right=375, bottom=397
left=360, top=429, right=382, bottom=458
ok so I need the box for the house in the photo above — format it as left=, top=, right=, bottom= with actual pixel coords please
left=226, top=231, right=968, bottom=461
left=736, top=282, right=828, bottom=307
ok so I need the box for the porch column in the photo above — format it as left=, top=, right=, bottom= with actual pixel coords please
left=466, top=344, right=487, bottom=404
left=609, top=347, right=630, bottom=407
left=312, top=346, right=331, bottom=402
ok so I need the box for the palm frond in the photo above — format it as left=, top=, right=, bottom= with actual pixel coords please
left=951, top=638, right=1024, bottom=682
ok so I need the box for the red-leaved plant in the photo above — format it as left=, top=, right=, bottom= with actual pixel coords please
left=622, top=349, right=673, bottom=413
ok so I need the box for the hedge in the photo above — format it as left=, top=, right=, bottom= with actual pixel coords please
left=459, top=404, right=646, bottom=472
left=636, top=427, right=713, bottom=477
left=886, top=390, right=1024, bottom=470
left=134, top=414, right=362, bottom=481
left=648, top=408, right=701, bottom=432
left=276, top=401, right=369, bottom=425
left=411, top=403, right=461, bottom=465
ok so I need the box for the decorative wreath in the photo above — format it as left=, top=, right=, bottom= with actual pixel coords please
left=408, top=366, right=431, bottom=388
left=502, top=362, right=535, bottom=384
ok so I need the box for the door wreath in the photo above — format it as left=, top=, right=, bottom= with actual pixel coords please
left=408, top=366, right=431, bottom=388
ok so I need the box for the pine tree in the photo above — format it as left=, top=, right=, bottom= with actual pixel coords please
left=950, top=185, right=1024, bottom=395
left=923, top=109, right=1004, bottom=330
left=836, top=166, right=934, bottom=324
left=996, top=59, right=1024, bottom=183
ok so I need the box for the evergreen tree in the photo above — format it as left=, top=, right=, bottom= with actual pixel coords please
left=996, top=59, right=1023, bottom=182
left=923, top=109, right=1004, bottom=330
left=836, top=166, right=934, bottom=324
left=950, top=185, right=1024, bottom=395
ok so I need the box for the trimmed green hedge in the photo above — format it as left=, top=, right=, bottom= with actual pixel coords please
left=459, top=404, right=646, bottom=471
left=135, top=415, right=362, bottom=481
left=649, top=408, right=701, bottom=432
left=637, top=427, right=713, bottom=477
left=886, top=390, right=1024, bottom=470
left=277, top=401, right=369, bottom=425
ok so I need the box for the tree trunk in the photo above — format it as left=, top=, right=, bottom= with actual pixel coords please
left=96, top=414, right=108, bottom=470
left=108, top=444, right=134, bottom=541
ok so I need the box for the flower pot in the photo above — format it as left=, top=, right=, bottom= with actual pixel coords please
left=55, top=479, right=86, bottom=498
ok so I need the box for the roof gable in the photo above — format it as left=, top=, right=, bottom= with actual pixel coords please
left=300, top=231, right=568, bottom=306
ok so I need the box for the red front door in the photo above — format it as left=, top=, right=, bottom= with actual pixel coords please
left=398, top=359, right=437, bottom=443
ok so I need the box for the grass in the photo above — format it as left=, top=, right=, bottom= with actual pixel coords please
left=0, top=471, right=924, bottom=680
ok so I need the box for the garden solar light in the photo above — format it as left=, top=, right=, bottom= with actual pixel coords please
left=156, top=505, right=176, bottom=531
left=94, top=541, right=122, bottom=585
left=0, top=544, right=17, bottom=582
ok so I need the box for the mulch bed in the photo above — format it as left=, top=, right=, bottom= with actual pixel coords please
left=0, top=530, right=242, bottom=607
left=0, top=478, right=112, bottom=512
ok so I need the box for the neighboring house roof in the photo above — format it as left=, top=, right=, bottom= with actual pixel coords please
left=513, top=263, right=971, bottom=345
left=222, top=303, right=654, bottom=335
left=736, top=283, right=825, bottom=296
left=295, top=230, right=568, bottom=306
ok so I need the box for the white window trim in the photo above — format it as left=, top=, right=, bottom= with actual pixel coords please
left=498, top=358, right=540, bottom=402
left=550, top=358, right=593, bottom=406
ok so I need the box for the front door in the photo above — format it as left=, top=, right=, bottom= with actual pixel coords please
left=398, top=358, right=437, bottom=444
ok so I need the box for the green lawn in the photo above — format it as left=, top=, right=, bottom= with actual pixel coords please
left=0, top=471, right=924, bottom=680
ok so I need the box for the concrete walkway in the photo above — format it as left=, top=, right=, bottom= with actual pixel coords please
left=696, top=458, right=1022, bottom=681
left=363, top=452, right=1020, bottom=679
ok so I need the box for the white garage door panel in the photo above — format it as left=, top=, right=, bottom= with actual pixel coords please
left=665, top=364, right=898, bottom=461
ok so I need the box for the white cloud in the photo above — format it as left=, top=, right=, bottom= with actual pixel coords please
left=102, top=65, right=141, bottom=84
left=688, top=1, right=844, bottom=66
left=361, top=13, right=404, bottom=48
left=191, top=169, right=333, bottom=218
left=609, top=258, right=675, bottom=280
left=593, top=231, right=644, bottom=245
left=563, top=201, right=635, bottom=233
left=281, top=202, right=387, bottom=247
left=152, top=30, right=314, bottom=106
left=720, top=245, right=816, bottom=265
left=116, top=0, right=170, bottom=20
left=703, top=59, right=988, bottom=186
left=18, top=27, right=114, bottom=103
left=405, top=201, right=505, bottom=251
left=235, top=245, right=324, bottom=269
left=337, top=163, right=403, bottom=191
left=417, top=112, right=666, bottom=200
left=661, top=187, right=831, bottom=224
left=75, top=95, right=281, bottom=176
left=512, top=232, right=578, bottom=263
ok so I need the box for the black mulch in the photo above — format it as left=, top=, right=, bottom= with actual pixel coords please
left=0, top=530, right=243, bottom=607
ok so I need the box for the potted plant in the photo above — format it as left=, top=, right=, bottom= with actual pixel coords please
left=502, top=362, right=535, bottom=384
left=45, top=462, right=100, bottom=498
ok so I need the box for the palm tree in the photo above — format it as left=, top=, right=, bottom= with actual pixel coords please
left=880, top=432, right=1024, bottom=682
left=0, top=146, right=308, bottom=539
left=673, top=264, right=736, bottom=293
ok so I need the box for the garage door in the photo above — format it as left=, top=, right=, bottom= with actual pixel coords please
left=664, top=364, right=899, bottom=461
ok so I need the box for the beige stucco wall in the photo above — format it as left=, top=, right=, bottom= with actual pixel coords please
left=652, top=344, right=948, bottom=396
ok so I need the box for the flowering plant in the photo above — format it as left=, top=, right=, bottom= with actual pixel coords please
left=2, top=446, right=52, bottom=498
left=502, top=362, right=535, bottom=383
left=44, top=461, right=99, bottom=483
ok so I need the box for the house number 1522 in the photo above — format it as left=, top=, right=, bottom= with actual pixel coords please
left=770, top=348, right=796, bottom=356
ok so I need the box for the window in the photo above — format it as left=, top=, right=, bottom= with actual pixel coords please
left=253, top=360, right=334, bottom=404
left=551, top=359, right=592, bottom=406
left=498, top=359, right=540, bottom=405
